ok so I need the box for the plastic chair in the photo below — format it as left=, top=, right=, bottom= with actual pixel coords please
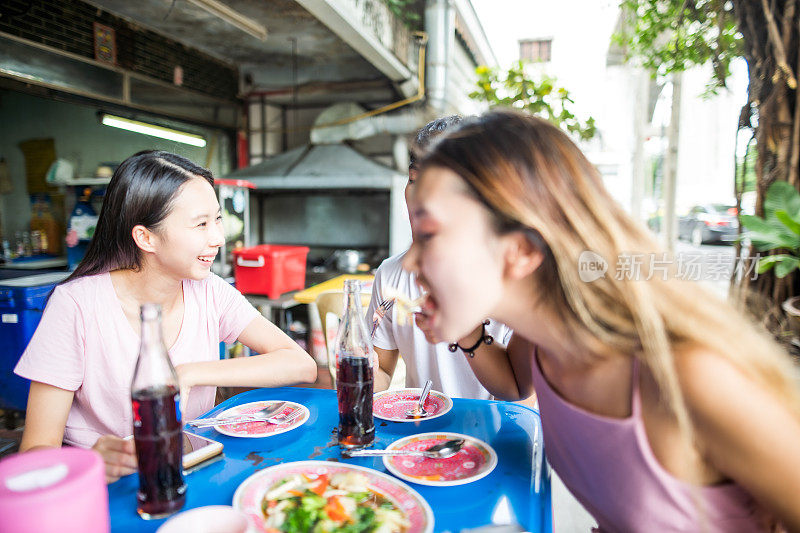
left=315, top=290, right=369, bottom=386
left=315, top=290, right=405, bottom=388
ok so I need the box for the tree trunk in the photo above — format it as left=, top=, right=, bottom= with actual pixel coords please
left=662, top=71, right=682, bottom=253
left=731, top=0, right=799, bottom=337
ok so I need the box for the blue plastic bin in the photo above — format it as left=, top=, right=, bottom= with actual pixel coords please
left=0, top=272, right=68, bottom=410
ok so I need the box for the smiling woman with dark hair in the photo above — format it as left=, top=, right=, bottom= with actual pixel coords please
left=63, top=150, right=216, bottom=282
left=15, top=150, right=317, bottom=483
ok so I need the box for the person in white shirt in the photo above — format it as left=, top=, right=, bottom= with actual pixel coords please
left=368, top=117, right=511, bottom=399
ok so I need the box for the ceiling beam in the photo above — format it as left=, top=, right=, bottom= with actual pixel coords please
left=294, top=0, right=416, bottom=97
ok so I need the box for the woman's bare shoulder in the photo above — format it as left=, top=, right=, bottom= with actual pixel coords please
left=673, top=346, right=758, bottom=412
left=673, top=345, right=798, bottom=450
left=673, top=347, right=800, bottom=527
left=507, top=333, right=537, bottom=359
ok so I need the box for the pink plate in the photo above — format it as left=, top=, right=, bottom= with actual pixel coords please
left=383, top=432, right=497, bottom=486
left=373, top=388, right=452, bottom=422
left=233, top=461, right=433, bottom=533
left=213, top=400, right=308, bottom=438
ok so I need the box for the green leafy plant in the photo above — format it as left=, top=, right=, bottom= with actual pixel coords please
left=469, top=61, right=597, bottom=140
left=614, top=0, right=743, bottom=94
left=735, top=142, right=757, bottom=194
left=383, top=0, right=421, bottom=30
left=740, top=182, right=800, bottom=278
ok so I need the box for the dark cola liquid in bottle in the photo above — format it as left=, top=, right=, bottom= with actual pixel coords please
left=131, top=303, right=186, bottom=519
left=335, top=279, right=375, bottom=449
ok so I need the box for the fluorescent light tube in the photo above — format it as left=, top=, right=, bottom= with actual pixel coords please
left=101, top=114, right=207, bottom=147
left=187, top=0, right=267, bottom=41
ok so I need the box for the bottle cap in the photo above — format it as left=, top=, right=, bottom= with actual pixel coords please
left=343, top=279, right=362, bottom=293
left=140, top=303, right=162, bottom=320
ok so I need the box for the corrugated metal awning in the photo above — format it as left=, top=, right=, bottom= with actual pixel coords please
left=224, top=143, right=404, bottom=189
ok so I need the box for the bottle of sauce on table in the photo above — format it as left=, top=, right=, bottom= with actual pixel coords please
left=131, top=303, right=186, bottom=519
left=335, top=279, right=375, bottom=449
left=29, top=195, right=61, bottom=256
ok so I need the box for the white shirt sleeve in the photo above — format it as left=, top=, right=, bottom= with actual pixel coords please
left=210, top=274, right=261, bottom=344
left=369, top=259, right=399, bottom=351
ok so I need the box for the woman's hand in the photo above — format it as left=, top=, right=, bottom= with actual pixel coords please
left=92, top=435, right=137, bottom=483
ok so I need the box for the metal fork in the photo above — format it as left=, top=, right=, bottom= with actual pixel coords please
left=370, top=298, right=395, bottom=337
left=186, top=401, right=287, bottom=427
left=264, top=409, right=305, bottom=426
left=187, top=405, right=302, bottom=429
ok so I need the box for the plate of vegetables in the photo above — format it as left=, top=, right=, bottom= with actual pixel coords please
left=233, top=461, right=433, bottom=533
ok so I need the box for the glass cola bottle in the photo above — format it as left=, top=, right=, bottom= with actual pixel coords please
left=131, top=303, right=186, bottom=519
left=335, top=279, right=375, bottom=449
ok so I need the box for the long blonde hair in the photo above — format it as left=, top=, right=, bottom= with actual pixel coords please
left=419, top=109, right=800, bottom=441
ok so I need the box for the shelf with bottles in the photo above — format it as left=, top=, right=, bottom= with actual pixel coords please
left=1, top=193, right=66, bottom=267
left=1, top=229, right=62, bottom=266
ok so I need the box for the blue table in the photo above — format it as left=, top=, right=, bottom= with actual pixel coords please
left=108, top=387, right=551, bottom=532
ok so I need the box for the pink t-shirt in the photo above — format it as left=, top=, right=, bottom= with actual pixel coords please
left=15, top=272, right=259, bottom=448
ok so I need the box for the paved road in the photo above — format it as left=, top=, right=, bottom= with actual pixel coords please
left=673, top=240, right=740, bottom=300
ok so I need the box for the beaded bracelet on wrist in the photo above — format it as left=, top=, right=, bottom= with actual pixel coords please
left=448, top=319, right=493, bottom=358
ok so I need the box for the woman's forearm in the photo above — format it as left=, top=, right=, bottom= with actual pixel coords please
left=20, top=381, right=73, bottom=451
left=373, top=347, right=399, bottom=392
left=19, top=442, right=60, bottom=453
left=464, top=343, right=526, bottom=400
left=450, top=326, right=520, bottom=400
left=179, top=348, right=317, bottom=389
left=458, top=330, right=534, bottom=401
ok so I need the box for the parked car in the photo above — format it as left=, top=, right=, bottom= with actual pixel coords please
left=678, top=204, right=740, bottom=246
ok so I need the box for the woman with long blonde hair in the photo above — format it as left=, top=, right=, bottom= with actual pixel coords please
left=406, top=109, right=800, bottom=531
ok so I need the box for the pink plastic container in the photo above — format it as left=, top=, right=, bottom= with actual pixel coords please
left=0, top=447, right=109, bottom=533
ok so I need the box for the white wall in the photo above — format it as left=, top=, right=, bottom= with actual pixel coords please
left=0, top=89, right=230, bottom=238
left=675, top=61, right=747, bottom=213
left=470, top=0, right=747, bottom=215
left=447, top=38, right=487, bottom=115
left=471, top=0, right=636, bottom=206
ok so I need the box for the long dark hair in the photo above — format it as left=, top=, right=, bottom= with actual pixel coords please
left=63, top=150, right=214, bottom=284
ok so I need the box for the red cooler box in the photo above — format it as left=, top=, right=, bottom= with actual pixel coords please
left=232, top=245, right=309, bottom=298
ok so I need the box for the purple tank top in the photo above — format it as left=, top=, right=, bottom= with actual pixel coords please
left=530, top=350, right=769, bottom=532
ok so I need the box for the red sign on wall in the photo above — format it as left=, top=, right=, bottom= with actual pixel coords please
left=93, top=22, right=116, bottom=65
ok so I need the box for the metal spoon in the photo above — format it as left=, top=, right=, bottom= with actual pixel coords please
left=406, top=379, right=433, bottom=418
left=343, top=438, right=465, bottom=459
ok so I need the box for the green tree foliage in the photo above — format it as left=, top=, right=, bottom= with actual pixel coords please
left=383, top=0, right=421, bottom=30
left=614, top=0, right=743, bottom=93
left=469, top=61, right=597, bottom=140
left=616, top=0, right=800, bottom=334
left=736, top=142, right=757, bottom=194
left=741, top=181, right=800, bottom=278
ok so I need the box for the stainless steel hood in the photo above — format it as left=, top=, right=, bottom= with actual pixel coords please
left=225, top=143, right=410, bottom=255
left=225, top=143, right=405, bottom=189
